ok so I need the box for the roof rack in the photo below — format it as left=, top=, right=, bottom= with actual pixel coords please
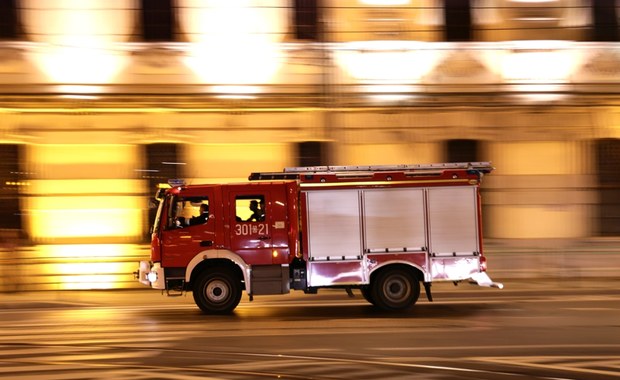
left=249, top=162, right=493, bottom=181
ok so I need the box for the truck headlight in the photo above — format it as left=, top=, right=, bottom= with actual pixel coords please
left=147, top=271, right=158, bottom=283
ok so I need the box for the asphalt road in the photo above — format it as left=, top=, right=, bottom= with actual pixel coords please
left=1, top=279, right=619, bottom=380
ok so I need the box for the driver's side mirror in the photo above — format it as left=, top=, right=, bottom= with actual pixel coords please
left=155, top=188, right=166, bottom=201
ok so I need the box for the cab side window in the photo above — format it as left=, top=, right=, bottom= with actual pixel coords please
left=168, top=196, right=210, bottom=228
left=235, top=195, right=265, bottom=222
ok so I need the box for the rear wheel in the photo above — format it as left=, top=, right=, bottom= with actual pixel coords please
left=193, top=269, right=242, bottom=314
left=370, top=268, right=420, bottom=311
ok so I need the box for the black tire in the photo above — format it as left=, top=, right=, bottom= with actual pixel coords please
left=370, top=268, right=420, bottom=311
left=192, top=269, right=242, bottom=314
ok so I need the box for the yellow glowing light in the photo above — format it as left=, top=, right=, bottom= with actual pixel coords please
left=29, top=179, right=144, bottom=195
left=36, top=244, right=140, bottom=259
left=272, top=250, right=278, bottom=258
left=54, top=262, right=122, bottom=276
left=361, top=84, right=415, bottom=100
left=24, top=144, right=143, bottom=240
left=211, top=85, right=261, bottom=97
left=184, top=143, right=292, bottom=180
left=32, top=42, right=128, bottom=84
left=501, top=41, right=577, bottom=83
left=59, top=275, right=123, bottom=290
left=33, top=144, right=134, bottom=165
left=360, top=0, right=409, bottom=4
left=28, top=244, right=147, bottom=290
left=55, top=85, right=104, bottom=98
left=181, top=0, right=285, bottom=84
left=27, top=196, right=143, bottom=239
left=368, top=94, right=413, bottom=102
left=45, top=262, right=140, bottom=290
left=24, top=0, right=131, bottom=83
left=334, top=41, right=439, bottom=83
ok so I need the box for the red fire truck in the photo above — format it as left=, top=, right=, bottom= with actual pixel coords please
left=137, top=162, right=502, bottom=313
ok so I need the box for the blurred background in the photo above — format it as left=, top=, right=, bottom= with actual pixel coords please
left=0, top=0, right=619, bottom=291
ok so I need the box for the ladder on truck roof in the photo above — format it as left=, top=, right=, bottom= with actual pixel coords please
left=248, top=162, right=494, bottom=181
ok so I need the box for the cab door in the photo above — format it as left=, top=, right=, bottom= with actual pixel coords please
left=160, top=188, right=217, bottom=268
left=226, top=183, right=290, bottom=265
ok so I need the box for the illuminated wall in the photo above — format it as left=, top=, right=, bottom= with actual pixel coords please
left=486, top=141, right=595, bottom=239
left=184, top=143, right=294, bottom=183
left=1, top=1, right=620, bottom=290
left=334, top=143, right=441, bottom=165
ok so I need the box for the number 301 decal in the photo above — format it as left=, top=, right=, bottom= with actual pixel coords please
left=235, top=223, right=269, bottom=236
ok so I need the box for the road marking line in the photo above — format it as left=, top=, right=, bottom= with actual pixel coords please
left=476, top=356, right=620, bottom=378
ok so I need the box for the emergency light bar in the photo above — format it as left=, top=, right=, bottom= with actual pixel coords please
left=249, top=162, right=494, bottom=181
left=168, top=179, right=187, bottom=187
left=283, top=162, right=494, bottom=174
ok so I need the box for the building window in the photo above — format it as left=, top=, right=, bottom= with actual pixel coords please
left=0, top=144, right=22, bottom=230
left=596, top=138, right=620, bottom=236
left=293, top=0, right=319, bottom=40
left=144, top=143, right=182, bottom=239
left=296, top=141, right=326, bottom=167
left=144, top=143, right=182, bottom=188
left=591, top=0, right=619, bottom=41
left=0, top=0, right=19, bottom=39
left=446, top=139, right=491, bottom=235
left=141, top=0, right=176, bottom=41
left=446, top=139, right=479, bottom=163
left=444, top=0, right=472, bottom=42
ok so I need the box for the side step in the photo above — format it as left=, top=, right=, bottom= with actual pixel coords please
left=166, top=277, right=185, bottom=297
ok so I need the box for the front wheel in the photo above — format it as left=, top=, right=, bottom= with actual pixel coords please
left=370, top=268, right=420, bottom=311
left=193, top=269, right=242, bottom=314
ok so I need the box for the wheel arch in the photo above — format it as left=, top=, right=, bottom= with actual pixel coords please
left=369, top=261, right=424, bottom=284
left=185, top=250, right=250, bottom=290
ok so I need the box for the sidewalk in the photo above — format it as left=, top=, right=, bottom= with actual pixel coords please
left=485, top=238, right=620, bottom=279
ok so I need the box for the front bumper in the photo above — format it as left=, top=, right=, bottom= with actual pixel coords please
left=137, top=261, right=165, bottom=289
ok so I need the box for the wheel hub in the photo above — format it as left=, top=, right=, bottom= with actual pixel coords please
left=206, top=280, right=229, bottom=302
left=385, top=276, right=410, bottom=301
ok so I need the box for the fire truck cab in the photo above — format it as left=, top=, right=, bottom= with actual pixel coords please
left=137, top=162, right=502, bottom=314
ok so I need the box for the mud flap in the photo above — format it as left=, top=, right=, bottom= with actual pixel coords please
left=423, top=282, right=433, bottom=302
left=470, top=272, right=504, bottom=289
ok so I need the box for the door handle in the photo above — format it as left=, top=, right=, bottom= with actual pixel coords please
left=257, top=235, right=270, bottom=240
left=200, top=240, right=213, bottom=247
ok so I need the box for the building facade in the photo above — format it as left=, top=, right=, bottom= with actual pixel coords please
left=0, top=0, right=619, bottom=289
